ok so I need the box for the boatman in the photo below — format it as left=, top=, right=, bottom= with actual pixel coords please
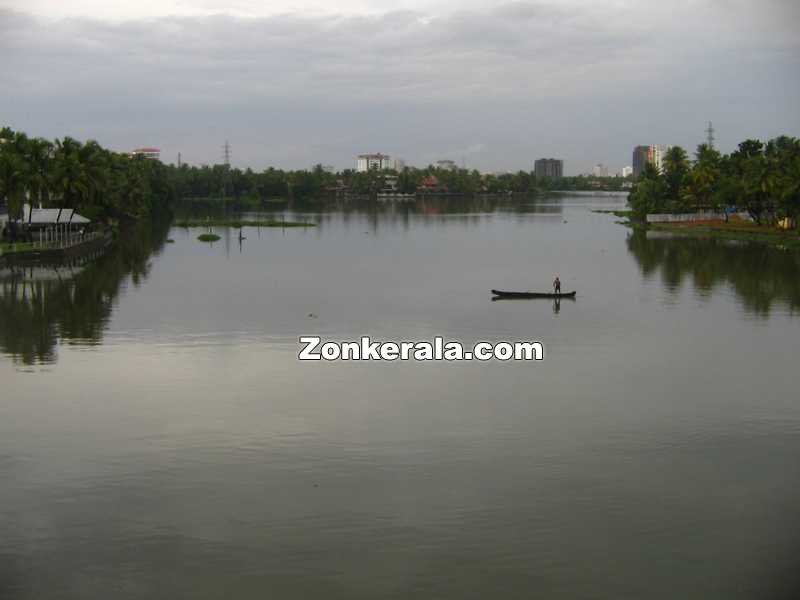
left=553, top=276, right=561, bottom=294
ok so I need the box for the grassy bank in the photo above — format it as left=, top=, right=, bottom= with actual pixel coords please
left=648, top=219, right=800, bottom=249
left=595, top=209, right=800, bottom=248
left=0, top=242, right=37, bottom=255
left=174, top=218, right=316, bottom=228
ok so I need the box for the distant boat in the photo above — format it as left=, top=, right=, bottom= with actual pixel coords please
left=491, top=289, right=576, bottom=299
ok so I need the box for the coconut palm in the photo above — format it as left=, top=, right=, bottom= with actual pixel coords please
left=661, top=146, right=690, bottom=206
left=25, top=137, right=54, bottom=207
left=50, top=137, right=89, bottom=208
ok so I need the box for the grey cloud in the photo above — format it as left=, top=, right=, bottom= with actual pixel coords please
left=0, top=2, right=798, bottom=172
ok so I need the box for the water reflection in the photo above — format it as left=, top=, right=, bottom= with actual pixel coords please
left=626, top=229, right=800, bottom=316
left=0, top=219, right=170, bottom=365
left=178, top=194, right=565, bottom=227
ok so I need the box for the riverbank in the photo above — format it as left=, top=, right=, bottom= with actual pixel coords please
left=0, top=230, right=114, bottom=267
left=174, top=218, right=316, bottom=228
left=594, top=210, right=800, bottom=249
left=648, top=218, right=800, bottom=249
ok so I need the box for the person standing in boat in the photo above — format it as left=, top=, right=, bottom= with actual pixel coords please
left=553, top=276, right=561, bottom=294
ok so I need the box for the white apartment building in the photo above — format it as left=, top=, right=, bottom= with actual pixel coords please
left=592, top=163, right=609, bottom=177
left=650, top=145, right=672, bottom=174
left=130, top=148, right=161, bottom=161
left=356, top=153, right=392, bottom=172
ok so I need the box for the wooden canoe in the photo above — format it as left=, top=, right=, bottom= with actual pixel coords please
left=491, top=289, right=576, bottom=299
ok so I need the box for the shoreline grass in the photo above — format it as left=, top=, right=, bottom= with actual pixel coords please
left=597, top=210, right=800, bottom=249
left=175, top=218, right=316, bottom=228
left=1, top=242, right=38, bottom=255
left=648, top=220, right=800, bottom=248
left=592, top=209, right=634, bottom=218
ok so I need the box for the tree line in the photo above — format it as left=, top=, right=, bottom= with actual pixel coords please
left=1, top=126, right=629, bottom=220
left=0, top=127, right=175, bottom=222
left=174, top=164, right=627, bottom=201
left=173, top=164, right=546, bottom=200
left=5, top=127, right=796, bottom=227
left=628, top=137, right=800, bottom=226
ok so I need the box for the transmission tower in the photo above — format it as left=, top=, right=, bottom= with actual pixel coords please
left=705, top=121, right=715, bottom=149
left=221, top=140, right=231, bottom=205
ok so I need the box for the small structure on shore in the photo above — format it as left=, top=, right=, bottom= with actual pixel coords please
left=3, top=203, right=93, bottom=245
left=19, top=203, right=91, bottom=229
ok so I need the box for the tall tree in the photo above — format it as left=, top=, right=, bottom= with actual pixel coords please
left=662, top=146, right=690, bottom=206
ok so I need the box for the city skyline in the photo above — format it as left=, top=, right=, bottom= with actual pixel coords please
left=1, top=0, right=798, bottom=173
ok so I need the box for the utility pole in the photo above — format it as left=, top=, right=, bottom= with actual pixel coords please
left=177, top=152, right=181, bottom=168
left=706, top=121, right=715, bottom=149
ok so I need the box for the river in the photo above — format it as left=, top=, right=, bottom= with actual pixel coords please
left=2, top=194, right=799, bottom=599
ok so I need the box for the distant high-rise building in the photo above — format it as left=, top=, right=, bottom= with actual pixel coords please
left=621, top=166, right=633, bottom=178
left=356, top=153, right=392, bottom=172
left=650, top=144, right=672, bottom=174
left=592, top=163, right=609, bottom=177
left=632, top=145, right=672, bottom=177
left=632, top=146, right=649, bottom=178
left=130, top=147, right=160, bottom=161
left=534, top=158, right=564, bottom=179
left=393, top=158, right=406, bottom=171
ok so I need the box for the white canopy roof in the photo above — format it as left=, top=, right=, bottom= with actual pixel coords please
left=20, top=205, right=91, bottom=225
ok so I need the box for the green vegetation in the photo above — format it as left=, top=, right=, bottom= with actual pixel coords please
left=175, top=218, right=315, bottom=228
left=2, top=125, right=576, bottom=230
left=172, top=163, right=548, bottom=201
left=648, top=219, right=800, bottom=249
left=541, top=175, right=631, bottom=192
left=0, top=126, right=175, bottom=226
left=592, top=209, right=634, bottom=218
left=197, top=233, right=221, bottom=242
left=628, top=136, right=800, bottom=227
left=1, top=241, right=37, bottom=255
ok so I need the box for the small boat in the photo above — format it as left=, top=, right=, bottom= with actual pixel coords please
left=491, top=289, right=576, bottom=299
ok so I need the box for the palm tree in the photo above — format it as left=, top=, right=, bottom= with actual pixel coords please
left=25, top=137, right=54, bottom=207
left=0, top=131, right=30, bottom=219
left=50, top=137, right=89, bottom=209
left=661, top=146, right=690, bottom=207
left=687, top=144, right=722, bottom=216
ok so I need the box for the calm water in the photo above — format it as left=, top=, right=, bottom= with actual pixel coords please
left=2, top=195, right=799, bottom=599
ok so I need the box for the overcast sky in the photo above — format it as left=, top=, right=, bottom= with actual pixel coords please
left=1, top=0, right=798, bottom=173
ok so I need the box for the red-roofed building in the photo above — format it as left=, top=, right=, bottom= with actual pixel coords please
left=418, top=175, right=447, bottom=193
